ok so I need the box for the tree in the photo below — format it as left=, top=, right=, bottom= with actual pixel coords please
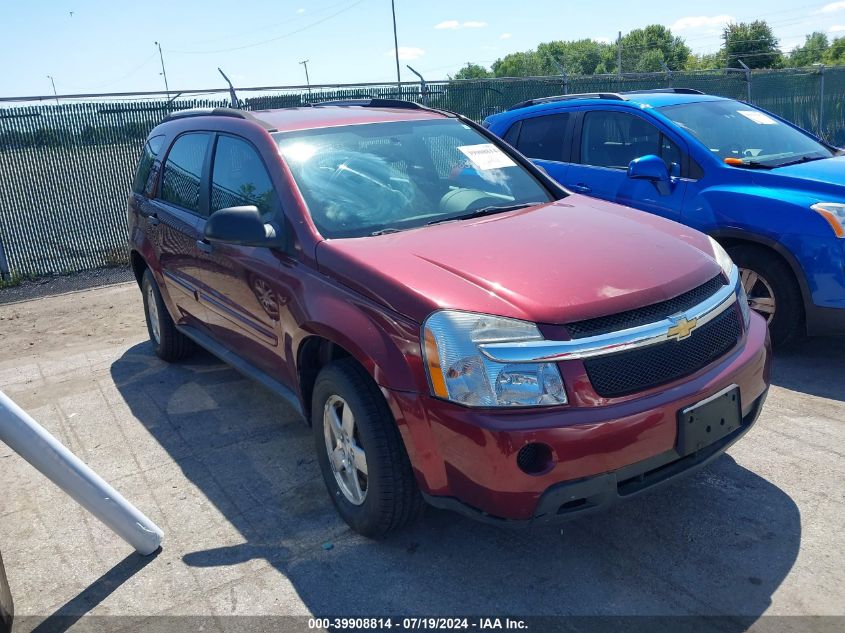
left=723, top=21, right=782, bottom=69
left=536, top=39, right=608, bottom=75
left=451, top=63, right=491, bottom=80
left=685, top=51, right=724, bottom=70
left=491, top=50, right=545, bottom=77
left=789, top=32, right=829, bottom=67
left=823, top=36, right=845, bottom=65
left=599, top=25, right=690, bottom=73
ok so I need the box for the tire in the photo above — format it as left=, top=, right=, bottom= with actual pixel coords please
left=312, top=358, right=423, bottom=538
left=141, top=268, right=194, bottom=362
left=727, top=244, right=803, bottom=347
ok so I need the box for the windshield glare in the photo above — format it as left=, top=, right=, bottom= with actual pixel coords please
left=659, top=100, right=834, bottom=167
left=274, top=119, right=554, bottom=238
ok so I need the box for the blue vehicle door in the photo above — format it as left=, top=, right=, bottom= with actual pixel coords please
left=565, top=109, right=688, bottom=221
left=503, top=112, right=573, bottom=183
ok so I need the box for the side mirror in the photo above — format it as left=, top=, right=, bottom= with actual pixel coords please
left=204, top=206, right=283, bottom=248
left=627, top=155, right=671, bottom=195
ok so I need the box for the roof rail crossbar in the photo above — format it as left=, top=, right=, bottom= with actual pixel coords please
left=620, top=88, right=705, bottom=95
left=161, top=107, right=277, bottom=132
left=507, top=93, right=625, bottom=111
left=311, top=98, right=425, bottom=110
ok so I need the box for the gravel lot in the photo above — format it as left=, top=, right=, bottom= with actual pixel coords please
left=0, top=282, right=843, bottom=631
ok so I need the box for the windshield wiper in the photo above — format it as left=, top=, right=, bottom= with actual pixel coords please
left=725, top=159, right=774, bottom=170
left=426, top=202, right=542, bottom=226
left=371, top=227, right=402, bottom=236
left=775, top=154, right=829, bottom=168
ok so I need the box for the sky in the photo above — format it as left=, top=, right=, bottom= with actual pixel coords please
left=2, top=0, right=845, bottom=99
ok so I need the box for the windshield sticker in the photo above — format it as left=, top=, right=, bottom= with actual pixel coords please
left=737, top=110, right=777, bottom=125
left=457, top=144, right=517, bottom=170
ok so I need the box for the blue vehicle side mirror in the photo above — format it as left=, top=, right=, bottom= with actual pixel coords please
left=628, top=155, right=671, bottom=196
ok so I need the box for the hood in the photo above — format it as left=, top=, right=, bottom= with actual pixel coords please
left=315, top=197, right=723, bottom=325
left=752, top=155, right=845, bottom=197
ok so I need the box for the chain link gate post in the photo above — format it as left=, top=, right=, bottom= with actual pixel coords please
left=0, top=235, right=9, bottom=281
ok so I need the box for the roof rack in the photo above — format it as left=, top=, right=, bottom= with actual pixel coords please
left=507, top=93, right=625, bottom=110
left=311, top=98, right=425, bottom=110
left=161, top=107, right=277, bottom=132
left=620, top=88, right=705, bottom=95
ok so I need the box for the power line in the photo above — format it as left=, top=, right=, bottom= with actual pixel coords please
left=89, top=54, right=157, bottom=90
left=168, top=0, right=367, bottom=55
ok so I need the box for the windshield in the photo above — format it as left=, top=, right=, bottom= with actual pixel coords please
left=273, top=118, right=555, bottom=238
left=659, top=100, right=835, bottom=168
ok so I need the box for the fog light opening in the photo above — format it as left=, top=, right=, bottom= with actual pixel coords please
left=516, top=442, right=554, bottom=475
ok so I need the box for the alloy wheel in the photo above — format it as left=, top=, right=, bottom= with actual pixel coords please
left=323, top=394, right=368, bottom=505
left=146, top=283, right=161, bottom=344
left=740, top=267, right=776, bottom=324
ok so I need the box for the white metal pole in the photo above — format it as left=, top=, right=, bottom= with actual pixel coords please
left=0, top=391, right=163, bottom=555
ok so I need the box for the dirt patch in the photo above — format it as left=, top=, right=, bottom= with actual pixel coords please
left=0, top=282, right=146, bottom=359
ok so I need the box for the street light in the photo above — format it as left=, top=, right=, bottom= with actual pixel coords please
left=154, top=41, right=170, bottom=94
left=46, top=75, right=59, bottom=105
left=391, top=0, right=401, bottom=94
left=299, top=59, right=311, bottom=94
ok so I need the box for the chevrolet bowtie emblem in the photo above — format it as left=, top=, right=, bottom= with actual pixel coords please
left=667, top=316, right=698, bottom=341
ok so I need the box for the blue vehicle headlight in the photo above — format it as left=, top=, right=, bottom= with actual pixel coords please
left=810, top=203, right=845, bottom=238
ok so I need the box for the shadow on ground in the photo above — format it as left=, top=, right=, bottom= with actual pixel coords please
left=78, top=342, right=805, bottom=625
left=771, top=336, right=845, bottom=402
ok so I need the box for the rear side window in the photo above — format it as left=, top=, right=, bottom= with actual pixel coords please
left=132, top=135, right=164, bottom=195
left=580, top=111, right=681, bottom=171
left=160, top=133, right=211, bottom=213
left=211, top=135, right=280, bottom=221
left=502, top=121, right=522, bottom=146
left=514, top=113, right=570, bottom=161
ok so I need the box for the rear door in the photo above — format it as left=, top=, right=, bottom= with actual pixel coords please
left=192, top=133, right=288, bottom=378
left=148, top=131, right=213, bottom=326
left=506, top=112, right=573, bottom=183
left=565, top=109, right=688, bottom=221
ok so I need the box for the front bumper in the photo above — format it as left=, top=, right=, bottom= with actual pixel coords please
left=385, top=312, right=771, bottom=522
left=423, top=388, right=767, bottom=526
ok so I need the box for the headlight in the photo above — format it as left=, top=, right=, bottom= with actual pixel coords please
left=422, top=310, right=567, bottom=407
left=707, top=236, right=735, bottom=278
left=810, top=203, right=845, bottom=238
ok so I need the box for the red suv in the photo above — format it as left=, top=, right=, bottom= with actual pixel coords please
left=127, top=99, right=771, bottom=537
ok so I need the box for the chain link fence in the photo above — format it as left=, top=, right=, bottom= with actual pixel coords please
left=0, top=67, right=842, bottom=284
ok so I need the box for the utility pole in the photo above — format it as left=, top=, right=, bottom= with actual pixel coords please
left=391, top=0, right=402, bottom=95
left=46, top=75, right=59, bottom=104
left=154, top=41, right=170, bottom=94
left=299, top=59, right=312, bottom=94
left=616, top=31, right=622, bottom=77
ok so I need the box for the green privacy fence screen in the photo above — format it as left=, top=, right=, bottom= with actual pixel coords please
left=0, top=67, right=842, bottom=280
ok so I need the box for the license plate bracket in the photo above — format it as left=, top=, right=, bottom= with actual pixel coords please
left=677, top=385, right=742, bottom=456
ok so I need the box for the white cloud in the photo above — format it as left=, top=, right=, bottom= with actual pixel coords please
left=296, top=7, right=305, bottom=13
left=499, top=32, right=512, bottom=40
left=830, top=24, right=845, bottom=31
left=435, top=20, right=488, bottom=30
left=671, top=14, right=734, bottom=31
left=386, top=47, right=426, bottom=60
left=819, top=1, right=845, bottom=13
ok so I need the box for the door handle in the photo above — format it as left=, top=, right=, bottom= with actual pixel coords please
left=196, top=239, right=213, bottom=254
left=569, top=183, right=592, bottom=194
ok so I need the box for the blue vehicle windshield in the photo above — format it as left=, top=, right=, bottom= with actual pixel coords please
left=659, top=100, right=835, bottom=167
